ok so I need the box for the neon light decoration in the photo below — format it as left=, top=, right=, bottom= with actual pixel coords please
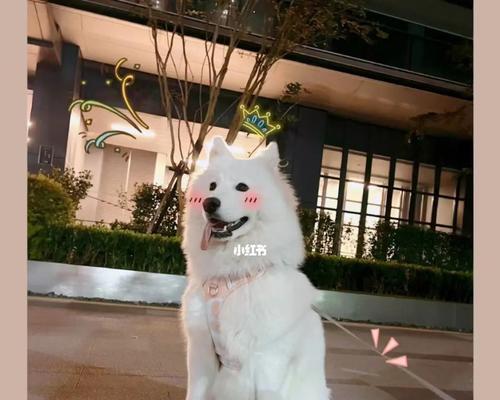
left=69, top=58, right=148, bottom=153
left=239, top=105, right=281, bottom=138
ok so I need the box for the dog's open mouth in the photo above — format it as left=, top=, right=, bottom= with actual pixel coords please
left=201, top=216, right=249, bottom=250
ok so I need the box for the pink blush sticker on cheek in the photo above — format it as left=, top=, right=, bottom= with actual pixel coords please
left=243, top=191, right=261, bottom=210
left=187, top=191, right=204, bottom=210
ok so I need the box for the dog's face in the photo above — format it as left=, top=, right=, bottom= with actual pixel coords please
left=185, top=137, right=292, bottom=251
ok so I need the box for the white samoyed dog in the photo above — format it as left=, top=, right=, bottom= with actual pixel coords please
left=181, top=136, right=330, bottom=400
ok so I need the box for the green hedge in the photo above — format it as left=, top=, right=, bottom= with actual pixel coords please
left=302, top=254, right=472, bottom=304
left=28, top=224, right=472, bottom=304
left=29, top=224, right=185, bottom=275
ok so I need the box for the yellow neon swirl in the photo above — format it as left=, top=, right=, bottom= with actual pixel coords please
left=114, top=58, right=149, bottom=130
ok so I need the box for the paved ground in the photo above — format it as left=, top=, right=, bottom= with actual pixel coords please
left=28, top=296, right=473, bottom=400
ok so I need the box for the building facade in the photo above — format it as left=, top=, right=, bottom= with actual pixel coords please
left=27, top=0, right=473, bottom=257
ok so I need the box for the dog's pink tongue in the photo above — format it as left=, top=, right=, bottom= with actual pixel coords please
left=201, top=222, right=212, bottom=251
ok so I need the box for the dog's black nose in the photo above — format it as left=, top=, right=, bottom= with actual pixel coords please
left=203, top=197, right=221, bottom=214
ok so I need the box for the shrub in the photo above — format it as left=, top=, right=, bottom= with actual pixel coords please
left=368, top=220, right=473, bottom=272
left=45, top=168, right=93, bottom=210
left=29, top=224, right=472, bottom=303
left=111, top=183, right=179, bottom=237
left=28, top=174, right=75, bottom=227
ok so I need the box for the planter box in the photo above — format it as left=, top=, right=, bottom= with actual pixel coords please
left=28, top=261, right=472, bottom=331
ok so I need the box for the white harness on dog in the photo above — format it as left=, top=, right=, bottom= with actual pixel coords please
left=202, top=267, right=266, bottom=371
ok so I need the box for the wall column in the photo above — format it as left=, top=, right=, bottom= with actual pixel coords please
left=274, top=106, right=327, bottom=209
left=28, top=43, right=81, bottom=173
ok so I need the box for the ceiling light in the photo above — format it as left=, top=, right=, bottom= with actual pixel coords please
left=105, top=79, right=112, bottom=86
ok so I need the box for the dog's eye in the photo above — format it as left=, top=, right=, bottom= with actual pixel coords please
left=209, top=182, right=217, bottom=191
left=235, top=183, right=249, bottom=192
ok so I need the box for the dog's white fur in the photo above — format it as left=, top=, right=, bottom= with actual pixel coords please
left=181, top=137, right=330, bottom=400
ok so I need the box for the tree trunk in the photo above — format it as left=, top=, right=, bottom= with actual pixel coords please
left=147, top=166, right=182, bottom=234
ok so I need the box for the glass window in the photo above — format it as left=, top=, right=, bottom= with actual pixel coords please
left=391, top=189, right=410, bottom=221
left=344, top=200, right=361, bottom=213
left=340, top=224, right=358, bottom=258
left=394, top=159, right=413, bottom=189
left=345, top=181, right=364, bottom=202
left=440, top=168, right=459, bottom=197
left=321, top=178, right=339, bottom=200
left=317, top=175, right=339, bottom=210
left=436, top=197, right=455, bottom=226
left=414, top=193, right=434, bottom=224
left=365, top=215, right=381, bottom=229
left=346, top=151, right=366, bottom=182
left=371, top=156, right=390, bottom=185
left=418, top=164, right=435, bottom=194
left=343, top=211, right=360, bottom=227
left=321, top=147, right=342, bottom=177
left=367, top=186, right=385, bottom=216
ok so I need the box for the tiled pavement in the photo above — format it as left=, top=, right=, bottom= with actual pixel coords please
left=28, top=297, right=473, bottom=400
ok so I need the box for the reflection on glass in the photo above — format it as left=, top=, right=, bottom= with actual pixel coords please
left=345, top=181, right=364, bottom=202
left=440, top=168, right=459, bottom=197
left=340, top=225, right=358, bottom=258
left=365, top=215, right=380, bottom=229
left=394, top=159, right=413, bottom=189
left=343, top=212, right=360, bottom=226
left=344, top=200, right=361, bottom=213
left=391, top=189, right=410, bottom=221
left=437, top=197, right=455, bottom=226
left=321, top=198, right=338, bottom=210
left=346, top=151, right=366, bottom=182
left=317, top=174, right=339, bottom=210
left=418, top=164, right=435, bottom=193
left=321, top=147, right=342, bottom=177
left=371, top=156, right=390, bottom=185
left=414, top=193, right=433, bottom=224
left=367, top=186, right=385, bottom=216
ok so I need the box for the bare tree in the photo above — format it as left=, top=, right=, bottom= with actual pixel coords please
left=145, top=0, right=384, bottom=233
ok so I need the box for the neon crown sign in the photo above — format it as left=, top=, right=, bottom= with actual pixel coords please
left=239, top=104, right=281, bottom=138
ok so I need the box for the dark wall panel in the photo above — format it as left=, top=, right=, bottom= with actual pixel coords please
left=28, top=43, right=81, bottom=172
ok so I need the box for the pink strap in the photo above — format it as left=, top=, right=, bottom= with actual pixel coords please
left=202, top=268, right=265, bottom=370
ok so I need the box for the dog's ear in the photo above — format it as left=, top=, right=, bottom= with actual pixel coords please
left=208, top=136, right=233, bottom=164
left=256, top=141, right=280, bottom=169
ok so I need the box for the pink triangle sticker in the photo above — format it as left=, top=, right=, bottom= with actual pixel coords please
left=385, top=355, right=408, bottom=368
left=371, top=328, right=380, bottom=349
left=382, top=337, right=399, bottom=355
